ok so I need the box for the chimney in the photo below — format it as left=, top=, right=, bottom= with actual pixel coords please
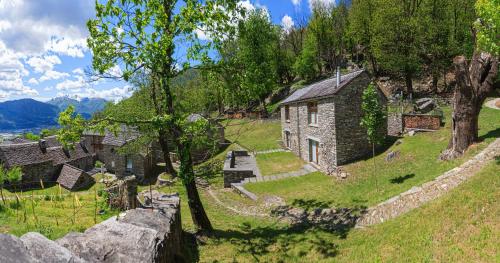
left=336, top=66, right=341, bottom=87
left=39, top=139, right=47, bottom=153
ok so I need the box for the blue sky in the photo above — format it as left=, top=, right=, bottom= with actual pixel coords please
left=0, top=0, right=335, bottom=103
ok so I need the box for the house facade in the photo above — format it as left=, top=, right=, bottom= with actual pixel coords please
left=280, top=70, right=387, bottom=174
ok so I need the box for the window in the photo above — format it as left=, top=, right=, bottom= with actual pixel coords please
left=308, top=139, right=319, bottom=164
left=308, top=102, right=318, bottom=125
left=285, top=105, right=290, bottom=121
left=284, top=131, right=291, bottom=148
left=126, top=157, right=133, bottom=172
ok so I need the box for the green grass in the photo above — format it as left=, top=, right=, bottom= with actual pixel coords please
left=223, top=119, right=282, bottom=151
left=256, top=151, right=305, bottom=176
left=192, top=159, right=500, bottom=262
left=245, top=106, right=499, bottom=208
left=0, top=182, right=118, bottom=240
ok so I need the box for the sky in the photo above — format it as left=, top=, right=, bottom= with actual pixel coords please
left=0, top=0, right=336, bottom=103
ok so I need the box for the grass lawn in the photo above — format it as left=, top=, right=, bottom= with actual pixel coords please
left=190, top=159, right=499, bottom=262
left=245, top=106, right=499, bottom=208
left=0, top=180, right=119, bottom=240
left=223, top=119, right=282, bottom=151
left=256, top=151, right=305, bottom=176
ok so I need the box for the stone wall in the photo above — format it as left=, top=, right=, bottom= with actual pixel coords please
left=99, top=145, right=154, bottom=182
left=106, top=176, right=138, bottom=211
left=0, top=196, right=183, bottom=263
left=403, top=114, right=441, bottom=130
left=281, top=71, right=385, bottom=174
left=387, top=112, right=403, bottom=136
left=223, top=151, right=256, bottom=188
left=334, top=72, right=384, bottom=165
left=19, top=161, right=59, bottom=185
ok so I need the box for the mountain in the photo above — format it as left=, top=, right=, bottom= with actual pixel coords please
left=0, top=97, right=109, bottom=132
left=0, top=99, right=60, bottom=131
left=47, top=97, right=109, bottom=119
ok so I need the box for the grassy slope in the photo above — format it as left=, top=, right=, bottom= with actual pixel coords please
left=245, top=106, right=499, bottom=208
left=0, top=181, right=118, bottom=240
left=196, top=160, right=499, bottom=262
left=256, top=151, right=305, bottom=176
left=223, top=119, right=282, bottom=151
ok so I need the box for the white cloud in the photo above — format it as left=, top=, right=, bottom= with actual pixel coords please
left=281, top=15, right=295, bottom=33
left=59, top=86, right=133, bottom=103
left=291, top=0, right=301, bottom=7
left=72, top=68, right=84, bottom=75
left=26, top=55, right=61, bottom=73
left=0, top=41, right=37, bottom=97
left=55, top=75, right=86, bottom=90
left=105, top=65, right=123, bottom=78
left=45, top=37, right=88, bottom=58
left=28, top=78, right=38, bottom=85
left=39, top=70, right=69, bottom=82
left=309, top=0, right=335, bottom=11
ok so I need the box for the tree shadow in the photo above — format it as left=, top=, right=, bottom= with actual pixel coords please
left=199, top=205, right=367, bottom=261
left=478, top=128, right=500, bottom=141
left=390, top=173, right=415, bottom=184
left=495, top=156, right=500, bottom=165
left=181, top=231, right=200, bottom=263
left=290, top=199, right=334, bottom=212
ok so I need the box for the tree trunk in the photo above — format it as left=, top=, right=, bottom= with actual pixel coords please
left=405, top=70, right=413, bottom=97
left=440, top=52, right=498, bottom=160
left=0, top=187, right=5, bottom=205
left=177, top=140, right=213, bottom=232
left=158, top=129, right=177, bottom=177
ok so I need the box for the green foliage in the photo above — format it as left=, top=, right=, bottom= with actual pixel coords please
left=40, top=129, right=58, bottom=139
left=7, top=166, right=22, bottom=184
left=294, top=33, right=319, bottom=81
left=475, top=0, right=500, bottom=55
left=24, top=133, right=40, bottom=141
left=57, top=106, right=87, bottom=149
left=0, top=164, right=5, bottom=186
left=237, top=9, right=280, bottom=106
left=360, top=83, right=386, bottom=145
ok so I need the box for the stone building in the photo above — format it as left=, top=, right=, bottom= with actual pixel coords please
left=82, top=126, right=158, bottom=183
left=0, top=138, right=95, bottom=186
left=57, top=164, right=94, bottom=191
left=280, top=70, right=387, bottom=174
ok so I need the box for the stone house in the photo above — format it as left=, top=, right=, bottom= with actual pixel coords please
left=280, top=70, right=387, bottom=174
left=0, top=138, right=95, bottom=187
left=82, top=127, right=158, bottom=183
left=57, top=164, right=94, bottom=191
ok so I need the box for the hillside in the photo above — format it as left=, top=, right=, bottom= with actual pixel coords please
left=47, top=97, right=108, bottom=119
left=0, top=99, right=59, bottom=131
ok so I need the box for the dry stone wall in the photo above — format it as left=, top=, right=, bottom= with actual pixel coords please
left=0, top=195, right=183, bottom=263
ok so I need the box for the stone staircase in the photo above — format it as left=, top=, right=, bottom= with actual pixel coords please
left=230, top=164, right=317, bottom=200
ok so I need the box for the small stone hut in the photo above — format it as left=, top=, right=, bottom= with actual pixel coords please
left=57, top=164, right=94, bottom=191
left=280, top=70, right=387, bottom=174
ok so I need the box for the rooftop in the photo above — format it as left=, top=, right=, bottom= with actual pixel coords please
left=281, top=70, right=366, bottom=104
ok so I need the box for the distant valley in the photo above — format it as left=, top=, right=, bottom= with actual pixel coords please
left=0, top=97, right=108, bottom=132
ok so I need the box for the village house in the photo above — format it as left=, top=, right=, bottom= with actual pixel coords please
left=280, top=70, right=387, bottom=174
left=82, top=126, right=160, bottom=183
left=0, top=136, right=95, bottom=188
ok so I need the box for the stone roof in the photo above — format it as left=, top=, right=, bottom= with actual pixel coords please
left=99, top=126, right=140, bottom=147
left=1, top=137, right=34, bottom=145
left=43, top=136, right=61, bottom=148
left=0, top=141, right=93, bottom=168
left=281, top=70, right=366, bottom=104
left=57, top=164, right=91, bottom=191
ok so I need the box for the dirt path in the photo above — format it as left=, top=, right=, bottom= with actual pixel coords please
left=356, top=138, right=500, bottom=227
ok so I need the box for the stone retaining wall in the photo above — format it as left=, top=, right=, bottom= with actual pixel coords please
left=387, top=113, right=403, bottom=136
left=0, top=195, right=183, bottom=263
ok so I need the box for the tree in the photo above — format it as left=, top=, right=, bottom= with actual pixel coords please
left=294, top=33, right=319, bottom=81
left=0, top=165, right=5, bottom=205
left=237, top=9, right=279, bottom=115
left=371, top=0, right=424, bottom=96
left=66, top=0, right=241, bottom=233
left=7, top=166, right=22, bottom=191
left=360, top=83, right=386, bottom=191
left=349, top=0, right=378, bottom=74
left=440, top=0, right=499, bottom=160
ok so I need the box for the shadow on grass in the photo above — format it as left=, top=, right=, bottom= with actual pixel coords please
left=495, top=156, right=500, bottom=165
left=291, top=199, right=334, bottom=212
left=478, top=127, right=500, bottom=141
left=390, top=173, right=415, bottom=184
left=194, top=204, right=367, bottom=261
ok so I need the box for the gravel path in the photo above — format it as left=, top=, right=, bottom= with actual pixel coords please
left=356, top=138, right=500, bottom=227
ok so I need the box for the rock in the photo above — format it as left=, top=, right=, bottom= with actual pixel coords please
left=57, top=206, right=183, bottom=262
left=385, top=151, right=401, bottom=162
left=0, top=234, right=39, bottom=263
left=20, top=232, right=86, bottom=263
left=195, top=177, right=209, bottom=188
left=408, top=130, right=416, bottom=136
left=271, top=206, right=308, bottom=225
left=414, top=98, right=437, bottom=114
left=395, top=139, right=403, bottom=145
